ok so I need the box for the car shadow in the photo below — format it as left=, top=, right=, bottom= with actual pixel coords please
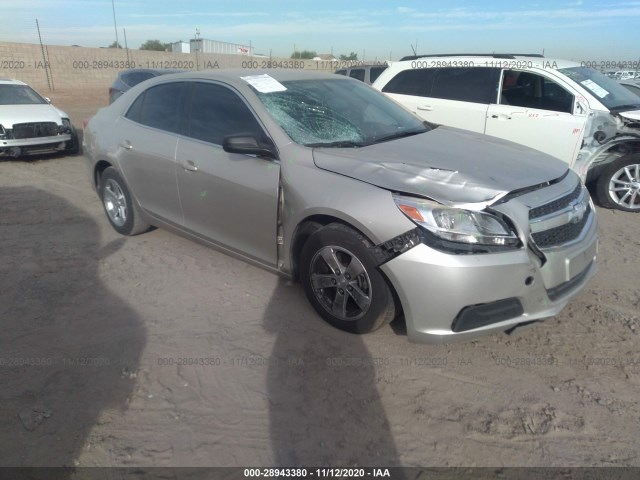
left=263, top=278, right=404, bottom=467
left=0, top=187, right=145, bottom=468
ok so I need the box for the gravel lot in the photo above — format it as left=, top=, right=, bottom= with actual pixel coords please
left=1, top=95, right=639, bottom=468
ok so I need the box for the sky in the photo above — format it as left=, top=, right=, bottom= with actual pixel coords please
left=1, top=0, right=639, bottom=61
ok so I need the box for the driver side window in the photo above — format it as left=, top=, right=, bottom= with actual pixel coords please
left=187, top=82, right=266, bottom=146
left=500, top=70, right=574, bottom=114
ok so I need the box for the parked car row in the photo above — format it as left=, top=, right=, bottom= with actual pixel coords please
left=83, top=69, right=598, bottom=344
left=619, top=79, right=640, bottom=98
left=371, top=54, right=640, bottom=212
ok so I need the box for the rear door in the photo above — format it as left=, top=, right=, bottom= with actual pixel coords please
left=117, top=81, right=187, bottom=225
left=485, top=70, right=587, bottom=164
left=175, top=81, right=280, bottom=265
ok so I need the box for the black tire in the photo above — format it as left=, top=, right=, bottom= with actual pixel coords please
left=596, top=154, right=640, bottom=212
left=299, top=223, right=396, bottom=334
left=65, top=126, right=80, bottom=155
left=99, top=167, right=150, bottom=235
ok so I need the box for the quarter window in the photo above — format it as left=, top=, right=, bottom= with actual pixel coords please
left=349, top=69, right=366, bottom=82
left=187, top=82, right=265, bottom=146
left=369, top=66, right=387, bottom=84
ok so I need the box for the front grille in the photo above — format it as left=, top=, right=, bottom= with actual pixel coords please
left=529, top=182, right=582, bottom=220
left=11, top=122, right=59, bottom=139
left=531, top=205, right=591, bottom=248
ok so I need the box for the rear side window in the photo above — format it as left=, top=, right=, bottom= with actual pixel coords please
left=122, top=71, right=156, bottom=87
left=349, top=69, right=365, bottom=82
left=382, top=68, right=437, bottom=97
left=335, top=70, right=347, bottom=76
left=187, top=82, right=265, bottom=146
left=125, top=82, right=187, bottom=134
left=369, top=66, right=387, bottom=84
left=430, top=67, right=498, bottom=104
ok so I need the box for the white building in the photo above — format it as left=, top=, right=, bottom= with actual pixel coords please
left=171, top=42, right=190, bottom=54
left=190, top=39, right=254, bottom=56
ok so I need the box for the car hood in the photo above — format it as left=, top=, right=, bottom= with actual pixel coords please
left=619, top=109, right=640, bottom=121
left=0, top=104, right=66, bottom=127
left=312, top=126, right=569, bottom=207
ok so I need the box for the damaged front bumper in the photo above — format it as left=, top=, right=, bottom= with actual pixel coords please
left=380, top=205, right=598, bottom=344
left=0, top=134, right=72, bottom=156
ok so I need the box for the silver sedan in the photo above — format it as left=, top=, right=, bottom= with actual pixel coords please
left=84, top=70, right=598, bottom=343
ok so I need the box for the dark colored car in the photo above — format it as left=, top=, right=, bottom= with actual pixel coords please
left=109, top=69, right=186, bottom=104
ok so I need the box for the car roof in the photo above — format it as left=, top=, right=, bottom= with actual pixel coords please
left=0, top=78, right=26, bottom=85
left=145, top=69, right=350, bottom=87
left=118, top=68, right=183, bottom=76
left=389, top=55, right=581, bottom=70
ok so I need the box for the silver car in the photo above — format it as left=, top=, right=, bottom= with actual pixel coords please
left=83, top=70, right=598, bottom=343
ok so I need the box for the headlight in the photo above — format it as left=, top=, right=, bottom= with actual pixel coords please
left=59, top=118, right=72, bottom=134
left=393, top=194, right=520, bottom=249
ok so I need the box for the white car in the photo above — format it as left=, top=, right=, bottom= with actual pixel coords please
left=0, top=78, right=78, bottom=157
left=373, top=54, right=640, bottom=211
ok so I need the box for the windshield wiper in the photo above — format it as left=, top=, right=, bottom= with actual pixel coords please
left=305, top=140, right=367, bottom=148
left=367, top=128, right=428, bottom=146
left=610, top=104, right=640, bottom=112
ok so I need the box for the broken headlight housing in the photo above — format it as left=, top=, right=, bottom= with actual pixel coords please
left=393, top=194, right=520, bottom=253
left=59, top=118, right=73, bottom=134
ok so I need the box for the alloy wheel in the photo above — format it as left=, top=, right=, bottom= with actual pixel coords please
left=309, top=245, right=372, bottom=321
left=608, top=163, right=640, bottom=210
left=103, top=178, right=128, bottom=226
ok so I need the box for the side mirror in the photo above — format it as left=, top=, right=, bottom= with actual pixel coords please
left=44, top=97, right=52, bottom=104
left=222, top=135, right=278, bottom=159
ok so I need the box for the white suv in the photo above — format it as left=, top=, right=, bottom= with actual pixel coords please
left=373, top=54, right=640, bottom=211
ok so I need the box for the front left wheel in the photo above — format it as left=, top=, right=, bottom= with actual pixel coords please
left=299, top=223, right=397, bottom=334
left=99, top=167, right=150, bottom=235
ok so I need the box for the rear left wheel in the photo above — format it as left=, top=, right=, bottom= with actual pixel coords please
left=99, top=167, right=150, bottom=235
left=299, top=223, right=397, bottom=334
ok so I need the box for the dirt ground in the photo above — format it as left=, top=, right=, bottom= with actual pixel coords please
left=1, top=93, right=639, bottom=469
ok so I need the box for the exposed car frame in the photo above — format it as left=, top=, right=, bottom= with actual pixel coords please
left=373, top=54, right=640, bottom=212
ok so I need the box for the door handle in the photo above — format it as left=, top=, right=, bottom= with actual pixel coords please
left=491, top=114, right=512, bottom=120
left=183, top=160, right=198, bottom=172
left=120, top=140, right=133, bottom=150
left=417, top=105, right=433, bottom=111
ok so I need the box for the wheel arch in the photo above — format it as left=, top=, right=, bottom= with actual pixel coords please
left=586, top=139, right=640, bottom=183
left=94, top=160, right=114, bottom=189
left=290, top=215, right=404, bottom=316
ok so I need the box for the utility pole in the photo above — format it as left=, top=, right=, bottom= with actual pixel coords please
left=111, top=0, right=119, bottom=48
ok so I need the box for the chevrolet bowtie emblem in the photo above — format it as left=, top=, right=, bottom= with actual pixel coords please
left=568, top=199, right=587, bottom=224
